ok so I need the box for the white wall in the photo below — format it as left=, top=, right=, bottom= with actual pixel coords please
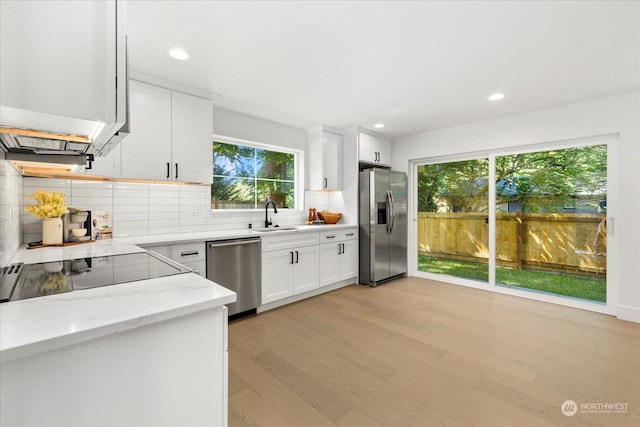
left=0, top=156, right=22, bottom=266
left=392, top=91, right=640, bottom=322
left=212, top=106, right=307, bottom=152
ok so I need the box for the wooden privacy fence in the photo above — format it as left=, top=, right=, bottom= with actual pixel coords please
left=417, top=212, right=607, bottom=276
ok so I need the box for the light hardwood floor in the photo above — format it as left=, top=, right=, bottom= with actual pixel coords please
left=228, top=277, right=640, bottom=427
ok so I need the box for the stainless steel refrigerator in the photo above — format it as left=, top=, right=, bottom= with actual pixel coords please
left=359, top=168, right=407, bottom=286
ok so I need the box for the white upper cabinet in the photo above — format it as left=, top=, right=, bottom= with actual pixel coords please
left=359, top=130, right=391, bottom=167
left=307, top=126, right=343, bottom=190
left=120, top=81, right=213, bottom=183
left=171, top=92, right=214, bottom=184
left=86, top=144, right=122, bottom=178
left=0, top=0, right=127, bottom=153
left=121, top=81, right=172, bottom=180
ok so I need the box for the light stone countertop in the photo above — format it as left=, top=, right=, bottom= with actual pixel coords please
left=1, top=224, right=357, bottom=362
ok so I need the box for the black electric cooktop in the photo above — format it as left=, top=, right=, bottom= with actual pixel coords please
left=0, top=252, right=191, bottom=303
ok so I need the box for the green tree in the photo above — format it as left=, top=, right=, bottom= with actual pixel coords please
left=212, top=141, right=295, bottom=208
left=418, top=159, right=488, bottom=212
left=418, top=145, right=606, bottom=213
left=496, top=145, right=606, bottom=212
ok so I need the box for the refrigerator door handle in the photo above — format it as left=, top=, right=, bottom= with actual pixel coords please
left=386, top=190, right=392, bottom=234
left=389, top=190, right=395, bottom=233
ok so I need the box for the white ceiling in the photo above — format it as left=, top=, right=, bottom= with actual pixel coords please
left=127, top=0, right=639, bottom=138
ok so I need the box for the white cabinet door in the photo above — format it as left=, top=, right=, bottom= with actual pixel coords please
left=308, top=128, right=343, bottom=190
left=320, top=131, right=343, bottom=190
left=0, top=0, right=117, bottom=126
left=375, top=137, right=391, bottom=166
left=171, top=92, right=213, bottom=184
left=293, top=245, right=319, bottom=295
left=86, top=144, right=121, bottom=177
left=359, top=131, right=391, bottom=166
left=121, top=81, right=172, bottom=180
left=320, top=242, right=341, bottom=287
left=262, top=249, right=294, bottom=304
left=339, top=238, right=358, bottom=280
left=120, top=81, right=212, bottom=183
left=358, top=132, right=377, bottom=164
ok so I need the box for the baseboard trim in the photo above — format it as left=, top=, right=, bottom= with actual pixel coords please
left=258, top=278, right=355, bottom=313
left=617, top=304, right=640, bottom=323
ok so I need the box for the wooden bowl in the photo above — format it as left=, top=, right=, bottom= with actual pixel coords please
left=317, top=212, right=342, bottom=224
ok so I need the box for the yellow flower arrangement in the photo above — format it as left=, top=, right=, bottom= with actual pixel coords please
left=38, top=272, right=68, bottom=294
left=25, top=190, right=67, bottom=219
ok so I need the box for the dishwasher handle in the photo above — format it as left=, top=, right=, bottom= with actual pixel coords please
left=208, top=239, right=261, bottom=249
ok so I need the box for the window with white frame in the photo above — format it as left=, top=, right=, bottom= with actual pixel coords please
left=211, top=140, right=296, bottom=209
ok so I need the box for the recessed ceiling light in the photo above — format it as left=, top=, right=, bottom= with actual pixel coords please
left=488, top=93, right=505, bottom=101
left=169, top=48, right=189, bottom=60
left=374, top=123, right=385, bottom=129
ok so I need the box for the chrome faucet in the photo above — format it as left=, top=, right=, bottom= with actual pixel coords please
left=264, top=200, right=278, bottom=228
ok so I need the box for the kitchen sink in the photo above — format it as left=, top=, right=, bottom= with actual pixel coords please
left=253, top=227, right=297, bottom=233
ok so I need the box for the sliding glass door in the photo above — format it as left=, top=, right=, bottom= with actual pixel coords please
left=494, top=145, right=607, bottom=302
left=417, top=159, right=489, bottom=283
left=414, top=140, right=609, bottom=305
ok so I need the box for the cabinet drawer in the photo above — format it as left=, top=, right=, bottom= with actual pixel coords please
left=180, top=260, right=206, bottom=276
left=261, top=232, right=319, bottom=252
left=341, top=229, right=358, bottom=240
left=319, top=228, right=358, bottom=242
left=172, top=242, right=206, bottom=263
left=319, top=231, right=341, bottom=243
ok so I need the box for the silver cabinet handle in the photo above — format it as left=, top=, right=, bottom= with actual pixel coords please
left=326, top=235, right=336, bottom=239
left=345, top=233, right=355, bottom=236
left=175, top=163, right=179, bottom=179
left=338, top=243, right=342, bottom=254
left=180, top=250, right=199, bottom=257
left=166, top=162, right=170, bottom=178
left=290, top=251, right=294, bottom=264
left=323, top=178, right=328, bottom=189
left=295, top=250, right=299, bottom=263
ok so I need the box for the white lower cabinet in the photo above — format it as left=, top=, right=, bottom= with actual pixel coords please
left=319, top=228, right=358, bottom=287
left=262, top=245, right=319, bottom=304
left=261, top=232, right=320, bottom=305
left=339, top=238, right=358, bottom=280
left=292, top=245, right=319, bottom=294
left=0, top=305, right=227, bottom=426
left=141, top=241, right=206, bottom=277
left=319, top=243, right=340, bottom=286
left=172, top=242, right=206, bottom=276
left=262, top=249, right=295, bottom=302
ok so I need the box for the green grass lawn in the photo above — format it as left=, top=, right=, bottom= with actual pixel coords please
left=418, top=256, right=606, bottom=302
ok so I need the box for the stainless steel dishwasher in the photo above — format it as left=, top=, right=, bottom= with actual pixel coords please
left=206, top=237, right=261, bottom=316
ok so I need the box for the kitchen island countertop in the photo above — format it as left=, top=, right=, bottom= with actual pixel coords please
left=1, top=238, right=238, bottom=362
left=1, top=224, right=357, bottom=362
